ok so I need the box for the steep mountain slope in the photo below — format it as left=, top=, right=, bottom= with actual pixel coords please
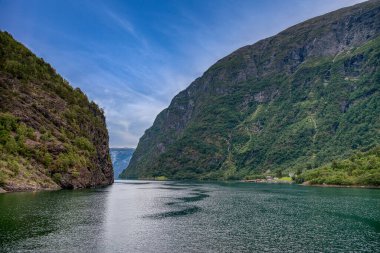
left=124, top=1, right=380, bottom=180
left=110, top=148, right=134, bottom=179
left=0, top=32, right=113, bottom=192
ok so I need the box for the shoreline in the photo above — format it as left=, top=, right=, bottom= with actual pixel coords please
left=0, top=183, right=113, bottom=194
left=300, top=182, right=380, bottom=189
left=240, top=179, right=292, bottom=184
left=2, top=180, right=380, bottom=194
left=0, top=186, right=61, bottom=194
left=239, top=180, right=380, bottom=189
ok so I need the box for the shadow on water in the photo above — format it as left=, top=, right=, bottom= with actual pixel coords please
left=165, top=192, right=209, bottom=206
left=144, top=206, right=202, bottom=219
left=176, top=192, right=209, bottom=203
left=325, top=210, right=380, bottom=232
left=138, top=186, right=187, bottom=190
left=163, top=182, right=202, bottom=187
left=115, top=181, right=151, bottom=185
left=192, top=188, right=210, bottom=193
left=157, top=187, right=187, bottom=190
left=144, top=186, right=211, bottom=219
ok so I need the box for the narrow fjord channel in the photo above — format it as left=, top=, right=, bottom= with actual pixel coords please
left=1, top=181, right=379, bottom=253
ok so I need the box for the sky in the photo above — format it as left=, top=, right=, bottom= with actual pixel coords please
left=0, top=0, right=366, bottom=147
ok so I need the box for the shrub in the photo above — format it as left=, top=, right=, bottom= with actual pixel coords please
left=356, top=172, right=380, bottom=186
left=0, top=113, right=17, bottom=131
left=43, top=153, right=53, bottom=166
left=71, top=169, right=80, bottom=178
left=53, top=151, right=87, bottom=172
left=244, top=174, right=266, bottom=180
left=16, top=123, right=28, bottom=136
left=52, top=173, right=62, bottom=184
left=0, top=129, right=11, bottom=145
left=0, top=171, right=7, bottom=187
left=155, top=176, right=168, bottom=181
left=8, top=159, right=20, bottom=176
left=40, top=131, right=52, bottom=141
left=4, top=137, right=18, bottom=154
left=74, top=137, right=95, bottom=152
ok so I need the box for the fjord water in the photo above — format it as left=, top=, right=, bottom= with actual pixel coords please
left=0, top=181, right=379, bottom=253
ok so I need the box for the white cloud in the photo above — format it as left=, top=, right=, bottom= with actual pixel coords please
left=2, top=0, right=366, bottom=148
left=97, top=0, right=368, bottom=147
left=105, top=9, right=135, bottom=35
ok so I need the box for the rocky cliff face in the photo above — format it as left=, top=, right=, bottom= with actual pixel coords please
left=110, top=148, right=134, bottom=179
left=125, top=0, right=380, bottom=180
left=0, top=32, right=113, bottom=192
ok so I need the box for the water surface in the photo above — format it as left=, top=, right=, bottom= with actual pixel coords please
left=0, top=181, right=379, bottom=252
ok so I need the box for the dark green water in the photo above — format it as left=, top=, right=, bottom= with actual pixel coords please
left=0, top=181, right=379, bottom=253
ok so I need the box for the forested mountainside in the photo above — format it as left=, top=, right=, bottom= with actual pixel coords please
left=123, top=0, right=380, bottom=184
left=110, top=148, right=134, bottom=179
left=0, top=32, right=113, bottom=192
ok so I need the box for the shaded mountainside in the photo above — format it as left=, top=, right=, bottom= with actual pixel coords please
left=124, top=1, right=380, bottom=182
left=110, top=148, right=134, bottom=179
left=0, top=32, right=113, bottom=192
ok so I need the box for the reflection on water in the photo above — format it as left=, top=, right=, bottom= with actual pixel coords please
left=0, top=189, right=109, bottom=252
left=1, top=180, right=380, bottom=253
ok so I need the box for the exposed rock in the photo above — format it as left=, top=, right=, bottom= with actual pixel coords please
left=0, top=31, right=113, bottom=191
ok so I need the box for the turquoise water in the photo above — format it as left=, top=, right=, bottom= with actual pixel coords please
left=0, top=181, right=379, bottom=252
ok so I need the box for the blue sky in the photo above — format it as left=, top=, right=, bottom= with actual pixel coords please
left=0, top=0, right=365, bottom=147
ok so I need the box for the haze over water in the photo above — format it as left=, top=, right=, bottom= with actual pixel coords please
left=0, top=181, right=379, bottom=252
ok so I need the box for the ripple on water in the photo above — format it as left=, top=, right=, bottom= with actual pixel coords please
left=1, top=182, right=379, bottom=253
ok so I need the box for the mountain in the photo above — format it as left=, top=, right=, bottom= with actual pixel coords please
left=0, top=31, right=113, bottom=192
left=124, top=0, right=380, bottom=182
left=110, top=148, right=134, bottom=179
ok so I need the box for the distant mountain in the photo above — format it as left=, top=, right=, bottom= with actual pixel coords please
left=0, top=32, right=113, bottom=192
left=124, top=0, right=380, bottom=183
left=111, top=148, right=134, bottom=179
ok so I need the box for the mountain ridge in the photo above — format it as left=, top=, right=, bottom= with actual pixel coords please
left=123, top=0, right=380, bottom=182
left=110, top=147, right=134, bottom=179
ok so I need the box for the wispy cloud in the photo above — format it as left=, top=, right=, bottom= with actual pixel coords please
left=57, top=0, right=369, bottom=148
left=0, top=0, right=366, bottom=147
left=105, top=9, right=135, bottom=35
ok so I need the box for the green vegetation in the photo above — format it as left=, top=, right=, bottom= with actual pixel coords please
left=126, top=36, right=380, bottom=182
left=0, top=31, right=113, bottom=191
left=0, top=170, right=7, bottom=187
left=52, top=173, right=62, bottom=184
left=74, top=137, right=95, bottom=153
left=0, top=112, right=94, bottom=188
left=155, top=176, right=168, bottom=181
left=297, top=146, right=380, bottom=186
left=124, top=1, right=380, bottom=186
left=279, top=177, right=292, bottom=182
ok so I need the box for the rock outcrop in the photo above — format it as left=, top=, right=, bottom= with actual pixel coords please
left=0, top=32, right=113, bottom=192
